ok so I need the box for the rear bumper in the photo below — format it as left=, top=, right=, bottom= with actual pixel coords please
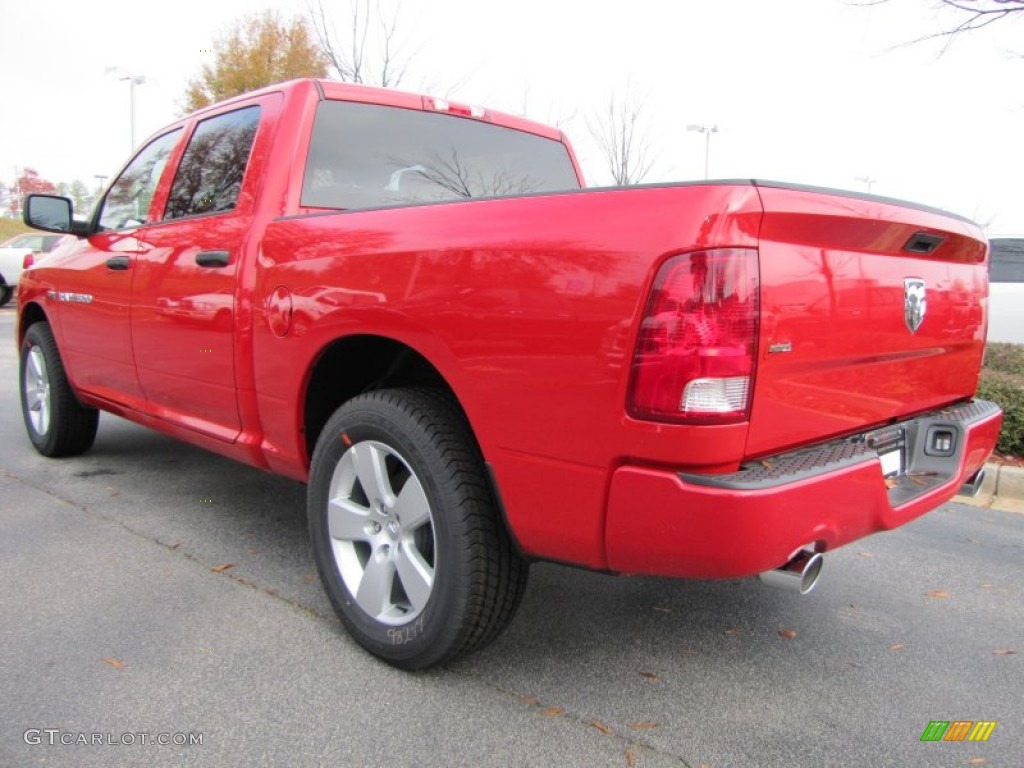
left=605, top=399, right=1002, bottom=579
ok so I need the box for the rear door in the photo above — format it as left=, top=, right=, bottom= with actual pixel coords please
left=130, top=102, right=265, bottom=441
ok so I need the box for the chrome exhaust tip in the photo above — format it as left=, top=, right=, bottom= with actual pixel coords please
left=759, top=550, right=823, bottom=595
left=959, top=468, right=986, bottom=498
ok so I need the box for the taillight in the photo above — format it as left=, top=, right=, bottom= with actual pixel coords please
left=628, top=248, right=759, bottom=424
left=22, top=253, right=35, bottom=270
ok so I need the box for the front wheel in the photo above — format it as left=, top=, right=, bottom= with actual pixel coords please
left=308, top=388, right=529, bottom=669
left=20, top=322, right=99, bottom=457
left=0, top=283, right=13, bottom=307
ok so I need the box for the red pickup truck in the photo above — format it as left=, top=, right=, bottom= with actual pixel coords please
left=18, top=78, right=1001, bottom=668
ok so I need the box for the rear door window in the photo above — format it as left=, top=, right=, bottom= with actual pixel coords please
left=990, top=238, right=1024, bottom=283
left=302, top=100, right=580, bottom=210
left=164, top=106, right=261, bottom=220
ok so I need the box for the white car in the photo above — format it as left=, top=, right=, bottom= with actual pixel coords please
left=0, top=232, right=73, bottom=306
left=988, top=236, right=1024, bottom=345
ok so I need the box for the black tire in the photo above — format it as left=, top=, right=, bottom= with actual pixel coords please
left=308, top=388, right=529, bottom=669
left=20, top=322, right=99, bottom=457
left=0, top=284, right=13, bottom=307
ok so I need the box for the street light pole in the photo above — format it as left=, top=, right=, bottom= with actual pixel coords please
left=686, top=124, right=719, bottom=180
left=118, top=74, right=146, bottom=152
left=855, top=175, right=876, bottom=194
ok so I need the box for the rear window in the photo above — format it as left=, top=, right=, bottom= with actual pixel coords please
left=302, top=100, right=580, bottom=211
left=990, top=238, right=1024, bottom=283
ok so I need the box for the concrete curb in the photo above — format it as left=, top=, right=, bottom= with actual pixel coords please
left=956, top=462, right=1024, bottom=514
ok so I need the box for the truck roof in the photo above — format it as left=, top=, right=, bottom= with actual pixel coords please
left=182, top=78, right=565, bottom=143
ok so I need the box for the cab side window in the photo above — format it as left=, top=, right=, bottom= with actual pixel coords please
left=98, top=129, right=182, bottom=231
left=164, top=106, right=261, bottom=220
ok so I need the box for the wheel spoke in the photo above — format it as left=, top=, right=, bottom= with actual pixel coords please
left=395, top=542, right=433, bottom=613
left=355, top=555, right=396, bottom=618
left=327, top=497, right=371, bottom=542
left=351, top=442, right=395, bottom=506
left=28, top=348, right=44, bottom=380
left=393, top=474, right=430, bottom=530
left=24, top=347, right=51, bottom=434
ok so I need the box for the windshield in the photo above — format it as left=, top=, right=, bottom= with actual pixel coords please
left=4, top=234, right=44, bottom=249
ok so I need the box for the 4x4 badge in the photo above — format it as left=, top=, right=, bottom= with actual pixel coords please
left=904, top=278, right=926, bottom=334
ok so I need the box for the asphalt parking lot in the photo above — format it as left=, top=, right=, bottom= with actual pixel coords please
left=1, top=306, right=1021, bottom=768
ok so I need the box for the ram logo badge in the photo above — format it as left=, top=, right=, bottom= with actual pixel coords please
left=904, top=278, right=926, bottom=334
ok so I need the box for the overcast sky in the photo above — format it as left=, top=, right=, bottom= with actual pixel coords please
left=1, top=0, right=1022, bottom=232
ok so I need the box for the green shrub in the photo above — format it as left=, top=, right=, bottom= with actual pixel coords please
left=978, top=368, right=1024, bottom=456
left=984, top=343, right=1024, bottom=377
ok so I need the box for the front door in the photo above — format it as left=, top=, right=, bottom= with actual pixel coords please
left=55, top=129, right=182, bottom=408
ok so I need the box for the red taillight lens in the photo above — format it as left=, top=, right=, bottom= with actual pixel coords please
left=628, top=248, right=759, bottom=424
left=22, top=253, right=35, bottom=270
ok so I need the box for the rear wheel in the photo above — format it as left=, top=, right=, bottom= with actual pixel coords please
left=0, top=283, right=13, bottom=307
left=20, top=322, right=99, bottom=457
left=308, top=388, right=528, bottom=669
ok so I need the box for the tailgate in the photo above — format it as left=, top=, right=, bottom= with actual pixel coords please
left=747, top=183, right=988, bottom=458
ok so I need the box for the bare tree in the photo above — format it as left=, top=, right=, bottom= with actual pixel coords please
left=307, top=0, right=414, bottom=87
left=587, top=88, right=657, bottom=186
left=935, top=0, right=1024, bottom=32
left=390, top=151, right=541, bottom=200
left=858, top=0, right=1024, bottom=51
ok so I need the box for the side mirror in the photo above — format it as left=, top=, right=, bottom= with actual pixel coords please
left=24, top=194, right=90, bottom=236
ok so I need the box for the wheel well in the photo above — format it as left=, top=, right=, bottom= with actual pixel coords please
left=303, top=335, right=454, bottom=460
left=19, top=302, right=48, bottom=342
